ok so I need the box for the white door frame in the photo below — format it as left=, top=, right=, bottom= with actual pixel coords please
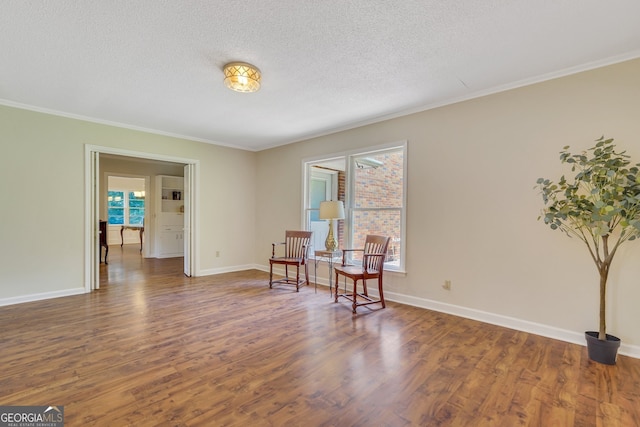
left=84, top=144, right=199, bottom=292
left=183, top=164, right=193, bottom=277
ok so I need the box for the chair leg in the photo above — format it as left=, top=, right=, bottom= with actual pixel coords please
left=269, top=262, right=273, bottom=288
left=295, top=266, right=300, bottom=292
left=379, top=277, right=385, bottom=308
left=352, top=279, right=359, bottom=313
left=334, top=271, right=339, bottom=303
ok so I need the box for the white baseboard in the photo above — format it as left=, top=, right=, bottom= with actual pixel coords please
left=197, top=264, right=259, bottom=277
left=0, top=288, right=86, bottom=307
left=386, top=290, right=640, bottom=359
left=258, top=264, right=640, bottom=359
left=5, top=267, right=638, bottom=360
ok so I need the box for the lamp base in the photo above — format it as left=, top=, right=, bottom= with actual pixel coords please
left=325, top=219, right=337, bottom=251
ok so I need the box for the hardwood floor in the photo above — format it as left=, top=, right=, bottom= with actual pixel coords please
left=1, top=245, right=639, bottom=426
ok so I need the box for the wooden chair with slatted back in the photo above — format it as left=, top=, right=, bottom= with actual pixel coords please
left=269, top=230, right=313, bottom=292
left=334, top=234, right=390, bottom=313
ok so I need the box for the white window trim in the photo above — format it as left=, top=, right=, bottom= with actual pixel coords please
left=107, top=189, right=145, bottom=226
left=302, top=140, right=407, bottom=272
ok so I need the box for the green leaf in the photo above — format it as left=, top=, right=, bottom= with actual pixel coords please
left=536, top=137, right=640, bottom=261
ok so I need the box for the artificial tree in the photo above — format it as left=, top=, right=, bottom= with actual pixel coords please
left=537, top=136, right=640, bottom=341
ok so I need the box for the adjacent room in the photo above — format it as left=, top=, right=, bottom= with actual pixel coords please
left=1, top=2, right=640, bottom=425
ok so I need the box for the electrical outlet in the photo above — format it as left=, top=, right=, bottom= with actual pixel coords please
left=443, top=280, right=451, bottom=290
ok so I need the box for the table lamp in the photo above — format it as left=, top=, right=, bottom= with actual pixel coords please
left=319, top=200, right=345, bottom=251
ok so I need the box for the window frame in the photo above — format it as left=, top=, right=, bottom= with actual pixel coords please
left=107, top=189, right=145, bottom=226
left=302, top=140, right=407, bottom=272
left=107, top=190, right=126, bottom=225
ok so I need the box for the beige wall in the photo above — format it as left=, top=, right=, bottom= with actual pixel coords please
left=256, top=58, right=640, bottom=353
left=0, top=106, right=257, bottom=300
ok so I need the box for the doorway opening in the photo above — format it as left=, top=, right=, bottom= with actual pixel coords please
left=85, top=145, right=198, bottom=292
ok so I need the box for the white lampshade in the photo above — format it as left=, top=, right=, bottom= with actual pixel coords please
left=319, top=200, right=345, bottom=220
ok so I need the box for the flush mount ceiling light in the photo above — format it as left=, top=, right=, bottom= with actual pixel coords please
left=223, top=62, right=261, bottom=93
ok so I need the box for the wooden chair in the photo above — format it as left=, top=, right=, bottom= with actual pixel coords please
left=269, top=230, right=313, bottom=292
left=334, top=235, right=390, bottom=313
left=99, top=220, right=109, bottom=264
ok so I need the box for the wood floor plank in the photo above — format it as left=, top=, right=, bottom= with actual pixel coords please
left=1, top=245, right=640, bottom=426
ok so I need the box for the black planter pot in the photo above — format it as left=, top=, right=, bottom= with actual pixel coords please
left=585, top=331, right=621, bottom=365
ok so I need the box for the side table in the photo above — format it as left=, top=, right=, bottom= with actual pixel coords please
left=314, top=250, right=342, bottom=296
left=121, top=225, right=144, bottom=252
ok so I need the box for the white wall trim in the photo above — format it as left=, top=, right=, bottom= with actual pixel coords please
left=6, top=262, right=639, bottom=360
left=0, top=288, right=86, bottom=307
left=383, top=290, right=640, bottom=360
left=256, top=262, right=640, bottom=359
left=0, top=98, right=248, bottom=150
left=86, top=144, right=200, bottom=165
left=198, top=264, right=259, bottom=277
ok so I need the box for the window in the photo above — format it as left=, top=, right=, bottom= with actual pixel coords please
left=304, top=142, right=406, bottom=271
left=307, top=166, right=340, bottom=251
left=107, top=191, right=125, bottom=225
left=108, top=190, right=145, bottom=226
left=351, top=148, right=404, bottom=267
left=128, top=191, right=145, bottom=225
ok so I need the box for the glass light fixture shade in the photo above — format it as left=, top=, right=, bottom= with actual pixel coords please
left=223, top=62, right=261, bottom=93
left=319, top=200, right=345, bottom=220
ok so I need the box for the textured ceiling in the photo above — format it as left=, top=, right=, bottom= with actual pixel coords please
left=1, top=1, right=640, bottom=151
